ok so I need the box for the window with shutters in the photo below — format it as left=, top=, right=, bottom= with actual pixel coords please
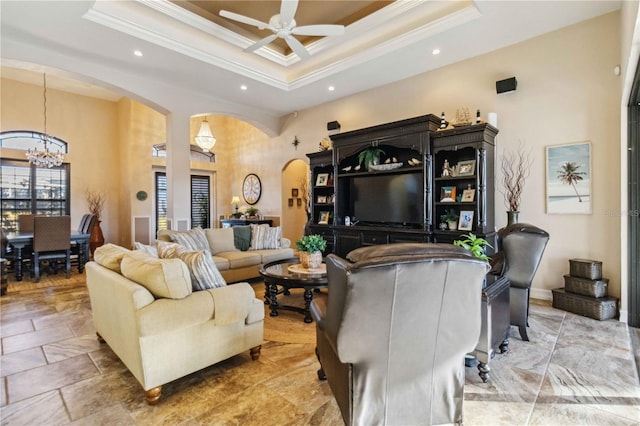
left=155, top=172, right=211, bottom=232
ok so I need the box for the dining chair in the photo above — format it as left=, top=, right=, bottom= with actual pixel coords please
left=71, top=214, right=96, bottom=266
left=32, top=216, right=72, bottom=282
left=18, top=214, right=43, bottom=233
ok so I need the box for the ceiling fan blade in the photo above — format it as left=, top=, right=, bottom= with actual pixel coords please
left=219, top=10, right=270, bottom=30
left=244, top=34, right=278, bottom=52
left=280, top=0, right=298, bottom=26
left=284, top=34, right=310, bottom=59
left=291, top=24, right=345, bottom=37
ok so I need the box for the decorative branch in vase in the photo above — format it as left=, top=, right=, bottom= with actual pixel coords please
left=500, top=142, right=531, bottom=225
left=86, top=189, right=105, bottom=255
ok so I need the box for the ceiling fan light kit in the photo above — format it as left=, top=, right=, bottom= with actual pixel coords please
left=219, top=0, right=345, bottom=60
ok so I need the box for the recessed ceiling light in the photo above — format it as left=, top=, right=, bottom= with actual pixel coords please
left=240, top=84, right=247, bottom=91
left=432, top=48, right=440, bottom=55
left=328, top=86, right=335, bottom=92
left=133, top=50, right=143, bottom=57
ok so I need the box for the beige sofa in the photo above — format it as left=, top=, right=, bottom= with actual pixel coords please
left=86, top=244, right=264, bottom=404
left=157, top=227, right=294, bottom=283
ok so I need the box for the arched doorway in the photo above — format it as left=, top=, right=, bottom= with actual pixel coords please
left=281, top=159, right=309, bottom=244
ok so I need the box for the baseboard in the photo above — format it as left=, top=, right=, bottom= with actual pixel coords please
left=531, top=288, right=552, bottom=301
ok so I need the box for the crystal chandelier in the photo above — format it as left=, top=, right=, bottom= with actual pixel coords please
left=26, top=74, right=64, bottom=168
left=194, top=116, right=216, bottom=153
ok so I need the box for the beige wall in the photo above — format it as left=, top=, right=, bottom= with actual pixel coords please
left=273, top=12, right=622, bottom=300
left=0, top=78, right=121, bottom=242
left=1, top=12, right=622, bottom=303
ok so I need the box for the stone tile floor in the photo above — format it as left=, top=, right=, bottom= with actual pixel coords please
left=1, top=274, right=639, bottom=425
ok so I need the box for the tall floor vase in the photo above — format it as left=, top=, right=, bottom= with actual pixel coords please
left=507, top=211, right=520, bottom=226
left=90, top=220, right=105, bottom=257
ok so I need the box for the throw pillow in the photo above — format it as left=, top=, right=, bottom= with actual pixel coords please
left=233, top=225, right=252, bottom=251
left=93, top=243, right=131, bottom=273
left=178, top=250, right=227, bottom=290
left=121, top=251, right=192, bottom=299
left=169, top=227, right=210, bottom=251
left=204, top=228, right=238, bottom=254
left=249, top=224, right=282, bottom=250
left=157, top=240, right=185, bottom=259
left=134, top=241, right=158, bottom=258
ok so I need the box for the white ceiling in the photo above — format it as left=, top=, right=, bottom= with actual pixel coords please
left=0, top=0, right=621, bottom=120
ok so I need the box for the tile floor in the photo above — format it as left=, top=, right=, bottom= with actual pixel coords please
left=1, top=274, right=639, bottom=425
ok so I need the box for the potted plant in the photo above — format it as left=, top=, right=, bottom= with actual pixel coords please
left=440, top=208, right=459, bottom=230
left=245, top=206, right=259, bottom=218
left=453, top=232, right=493, bottom=261
left=296, top=234, right=327, bottom=269
left=358, top=146, right=385, bottom=171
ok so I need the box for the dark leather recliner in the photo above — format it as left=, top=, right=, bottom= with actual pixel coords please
left=310, top=243, right=490, bottom=426
left=491, top=223, right=550, bottom=342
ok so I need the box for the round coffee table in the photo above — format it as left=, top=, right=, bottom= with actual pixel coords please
left=259, top=257, right=327, bottom=323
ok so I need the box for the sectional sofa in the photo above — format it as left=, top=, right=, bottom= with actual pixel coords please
left=156, top=225, right=294, bottom=283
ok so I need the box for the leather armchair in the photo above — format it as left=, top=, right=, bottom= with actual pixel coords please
left=310, top=243, right=490, bottom=426
left=492, top=223, right=550, bottom=341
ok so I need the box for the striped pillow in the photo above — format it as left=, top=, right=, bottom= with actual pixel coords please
left=157, top=240, right=185, bottom=259
left=249, top=224, right=282, bottom=250
left=178, top=250, right=227, bottom=290
left=169, top=227, right=210, bottom=251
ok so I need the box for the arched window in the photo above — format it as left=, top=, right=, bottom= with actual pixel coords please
left=0, top=131, right=70, bottom=232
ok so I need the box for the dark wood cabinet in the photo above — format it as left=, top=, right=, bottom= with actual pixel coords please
left=305, top=115, right=498, bottom=258
left=430, top=123, right=498, bottom=252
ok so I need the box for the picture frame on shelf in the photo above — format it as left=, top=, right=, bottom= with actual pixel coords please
left=458, top=210, right=474, bottom=231
left=461, top=188, right=475, bottom=202
left=288, top=198, right=294, bottom=207
left=440, top=186, right=456, bottom=202
left=318, top=211, right=331, bottom=225
left=316, top=173, right=329, bottom=186
left=292, top=188, right=299, bottom=197
left=317, top=195, right=327, bottom=204
left=457, top=159, right=476, bottom=176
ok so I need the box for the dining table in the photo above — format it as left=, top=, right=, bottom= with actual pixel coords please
left=4, top=231, right=91, bottom=281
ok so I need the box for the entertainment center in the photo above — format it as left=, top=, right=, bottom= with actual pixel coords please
left=307, top=114, right=498, bottom=258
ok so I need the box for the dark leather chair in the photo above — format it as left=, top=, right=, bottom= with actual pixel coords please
left=310, top=243, right=490, bottom=426
left=492, top=223, right=550, bottom=342
left=32, top=216, right=72, bottom=282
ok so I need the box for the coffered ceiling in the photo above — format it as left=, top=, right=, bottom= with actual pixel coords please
left=0, top=1, right=621, bottom=119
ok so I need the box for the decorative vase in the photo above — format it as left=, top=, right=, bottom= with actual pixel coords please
left=90, top=219, right=105, bottom=257
left=448, top=220, right=458, bottom=231
left=507, top=211, right=520, bottom=226
left=300, top=251, right=322, bottom=269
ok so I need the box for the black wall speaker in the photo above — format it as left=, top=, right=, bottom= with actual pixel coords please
left=327, top=120, right=341, bottom=131
left=496, top=77, right=517, bottom=94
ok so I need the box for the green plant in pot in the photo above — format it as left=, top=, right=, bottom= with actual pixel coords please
left=358, top=147, right=385, bottom=171
left=453, top=232, right=493, bottom=261
left=245, top=206, right=259, bottom=217
left=440, top=208, right=459, bottom=230
left=296, top=234, right=327, bottom=269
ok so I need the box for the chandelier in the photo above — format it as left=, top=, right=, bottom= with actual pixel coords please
left=194, top=116, right=216, bottom=153
left=26, top=74, right=64, bottom=168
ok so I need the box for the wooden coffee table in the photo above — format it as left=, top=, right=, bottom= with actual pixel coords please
left=259, top=258, right=328, bottom=323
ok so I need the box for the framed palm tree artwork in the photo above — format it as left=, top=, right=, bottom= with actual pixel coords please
left=546, top=142, right=591, bottom=214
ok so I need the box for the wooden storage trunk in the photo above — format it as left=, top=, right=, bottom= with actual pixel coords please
left=552, top=288, right=618, bottom=321
left=569, top=258, right=602, bottom=280
left=563, top=275, right=608, bottom=298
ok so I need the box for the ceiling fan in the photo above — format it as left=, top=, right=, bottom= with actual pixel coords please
left=219, top=0, right=345, bottom=60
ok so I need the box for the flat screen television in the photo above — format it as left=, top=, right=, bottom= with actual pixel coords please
left=348, top=172, right=423, bottom=227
